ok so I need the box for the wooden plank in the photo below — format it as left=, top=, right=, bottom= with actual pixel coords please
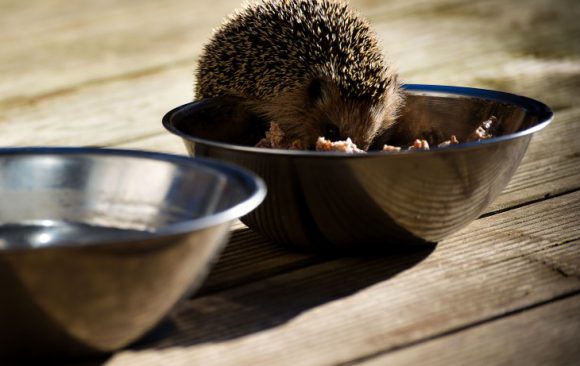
left=0, top=65, right=194, bottom=148
left=0, top=0, right=481, bottom=102
left=197, top=226, right=321, bottom=295
left=117, top=134, right=187, bottom=155
left=0, top=0, right=229, bottom=103
left=107, top=191, right=580, bottom=365
left=360, top=294, right=580, bottom=366
left=488, top=106, right=580, bottom=212
left=0, top=0, right=577, bottom=106
left=371, top=0, right=580, bottom=93
left=0, top=0, right=426, bottom=103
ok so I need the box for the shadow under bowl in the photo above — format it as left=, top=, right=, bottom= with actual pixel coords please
left=0, top=147, right=265, bottom=361
left=163, top=84, right=553, bottom=252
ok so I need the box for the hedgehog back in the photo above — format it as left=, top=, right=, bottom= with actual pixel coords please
left=195, top=0, right=391, bottom=103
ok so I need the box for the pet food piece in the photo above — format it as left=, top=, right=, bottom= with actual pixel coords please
left=467, top=116, right=498, bottom=141
left=255, top=122, right=304, bottom=149
left=255, top=122, right=285, bottom=148
left=256, top=116, right=499, bottom=152
left=382, top=144, right=402, bottom=152
left=408, top=139, right=430, bottom=150
left=315, top=137, right=366, bottom=153
left=437, top=135, right=459, bottom=147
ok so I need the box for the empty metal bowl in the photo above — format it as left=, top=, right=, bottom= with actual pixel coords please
left=0, top=147, right=265, bottom=360
left=163, top=84, right=553, bottom=251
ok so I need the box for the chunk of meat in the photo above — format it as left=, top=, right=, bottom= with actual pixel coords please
left=467, top=116, right=498, bottom=141
left=437, top=135, right=459, bottom=147
left=255, top=122, right=304, bottom=149
left=256, top=116, right=499, bottom=153
left=382, top=145, right=402, bottom=152
left=408, top=139, right=430, bottom=150
left=316, top=137, right=365, bottom=153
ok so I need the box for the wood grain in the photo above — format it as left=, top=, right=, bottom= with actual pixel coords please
left=107, top=190, right=580, bottom=365
left=359, top=294, right=580, bottom=366
left=0, top=0, right=227, bottom=103
left=197, top=227, right=322, bottom=295
left=0, top=65, right=193, bottom=151
left=488, top=106, right=580, bottom=212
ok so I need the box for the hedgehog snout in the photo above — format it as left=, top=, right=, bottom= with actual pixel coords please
left=323, top=123, right=341, bottom=141
left=326, top=101, right=384, bottom=151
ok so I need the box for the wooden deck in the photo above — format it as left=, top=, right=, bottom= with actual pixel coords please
left=2, top=0, right=579, bottom=364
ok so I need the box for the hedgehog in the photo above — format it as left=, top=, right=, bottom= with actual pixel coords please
left=195, top=0, right=403, bottom=151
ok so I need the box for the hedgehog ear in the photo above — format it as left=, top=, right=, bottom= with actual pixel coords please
left=180, top=96, right=268, bottom=146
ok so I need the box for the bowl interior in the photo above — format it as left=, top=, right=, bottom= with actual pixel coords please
left=165, top=85, right=552, bottom=151
left=373, top=85, right=551, bottom=149
left=0, top=149, right=263, bottom=250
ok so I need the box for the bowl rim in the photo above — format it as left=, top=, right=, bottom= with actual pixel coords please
left=163, top=84, right=554, bottom=157
left=0, top=147, right=267, bottom=251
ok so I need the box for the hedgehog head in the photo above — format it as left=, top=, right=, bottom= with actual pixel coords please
left=253, top=73, right=401, bottom=150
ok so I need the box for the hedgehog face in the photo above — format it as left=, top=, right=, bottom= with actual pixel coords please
left=307, top=78, right=392, bottom=150
left=257, top=77, right=396, bottom=150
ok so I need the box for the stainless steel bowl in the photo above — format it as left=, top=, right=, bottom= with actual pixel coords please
left=0, top=148, right=265, bottom=360
left=163, top=84, right=553, bottom=251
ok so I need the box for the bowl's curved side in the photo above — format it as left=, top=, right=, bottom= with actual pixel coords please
left=309, top=136, right=532, bottom=245
left=179, top=135, right=531, bottom=250
left=0, top=223, right=231, bottom=360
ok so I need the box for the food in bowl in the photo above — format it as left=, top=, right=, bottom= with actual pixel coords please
left=256, top=116, right=499, bottom=153
left=255, top=122, right=304, bottom=150
left=315, top=137, right=366, bottom=153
